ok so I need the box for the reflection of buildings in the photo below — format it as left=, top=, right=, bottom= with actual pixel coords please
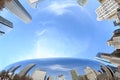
left=95, top=0, right=120, bottom=80
left=47, top=76, right=53, bottom=80
left=96, top=0, right=120, bottom=26
left=8, top=65, right=21, bottom=77
left=115, top=66, right=120, bottom=80
left=70, top=70, right=88, bottom=80
left=70, top=65, right=116, bottom=80
left=3, top=63, right=66, bottom=80
left=57, top=74, right=65, bottom=80
left=18, top=64, right=35, bottom=77
left=95, top=0, right=120, bottom=66
left=85, top=67, right=99, bottom=80
left=32, top=69, right=46, bottom=80
left=70, top=70, right=79, bottom=80
left=2, top=63, right=120, bottom=80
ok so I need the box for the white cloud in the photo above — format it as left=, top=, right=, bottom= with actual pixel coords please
left=35, top=1, right=78, bottom=16
left=6, top=0, right=92, bottom=62
left=46, top=1, right=77, bottom=15
left=10, top=27, right=90, bottom=63
left=36, top=29, right=47, bottom=36
left=48, top=64, right=70, bottom=71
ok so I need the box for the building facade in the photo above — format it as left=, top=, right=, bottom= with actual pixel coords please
left=0, top=16, right=13, bottom=35
left=5, top=0, right=32, bottom=23
left=27, top=0, right=41, bottom=8
left=96, top=0, right=120, bottom=26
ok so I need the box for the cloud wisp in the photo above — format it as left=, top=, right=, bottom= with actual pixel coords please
left=46, top=1, right=77, bottom=15
left=5, top=0, right=92, bottom=63
left=36, top=0, right=78, bottom=16
left=48, top=64, right=71, bottom=71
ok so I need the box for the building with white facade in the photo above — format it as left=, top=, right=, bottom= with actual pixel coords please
left=27, top=0, right=43, bottom=8
left=108, top=36, right=120, bottom=49
left=5, top=0, right=32, bottom=23
left=96, top=0, right=120, bottom=26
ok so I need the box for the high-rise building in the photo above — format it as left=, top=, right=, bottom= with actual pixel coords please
left=95, top=29, right=120, bottom=65
left=27, top=0, right=43, bottom=8
left=96, top=0, right=120, bottom=26
left=32, top=69, right=46, bottom=80
left=0, top=16, right=13, bottom=28
left=0, top=16, right=13, bottom=35
left=77, top=0, right=88, bottom=6
left=5, top=0, right=32, bottom=23
left=108, top=29, right=120, bottom=49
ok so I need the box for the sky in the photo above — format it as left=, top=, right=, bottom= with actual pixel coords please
left=0, top=0, right=117, bottom=70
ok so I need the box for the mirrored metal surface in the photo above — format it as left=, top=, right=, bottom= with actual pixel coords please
left=1, top=58, right=117, bottom=80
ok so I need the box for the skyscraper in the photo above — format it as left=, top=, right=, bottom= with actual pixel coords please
left=5, top=0, right=32, bottom=23
left=27, top=0, right=43, bottom=8
left=96, top=0, right=120, bottom=26
left=77, top=0, right=88, bottom=6
left=107, top=29, right=120, bottom=49
left=0, top=16, right=13, bottom=35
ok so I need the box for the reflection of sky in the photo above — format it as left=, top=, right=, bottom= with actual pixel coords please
left=0, top=0, right=115, bottom=70
left=5, top=58, right=102, bottom=79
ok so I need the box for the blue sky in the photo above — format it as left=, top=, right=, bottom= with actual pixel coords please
left=0, top=0, right=116, bottom=70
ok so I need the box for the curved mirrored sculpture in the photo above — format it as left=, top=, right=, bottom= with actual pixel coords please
left=0, top=58, right=119, bottom=80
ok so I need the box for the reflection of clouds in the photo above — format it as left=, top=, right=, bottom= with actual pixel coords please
left=48, top=64, right=71, bottom=71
